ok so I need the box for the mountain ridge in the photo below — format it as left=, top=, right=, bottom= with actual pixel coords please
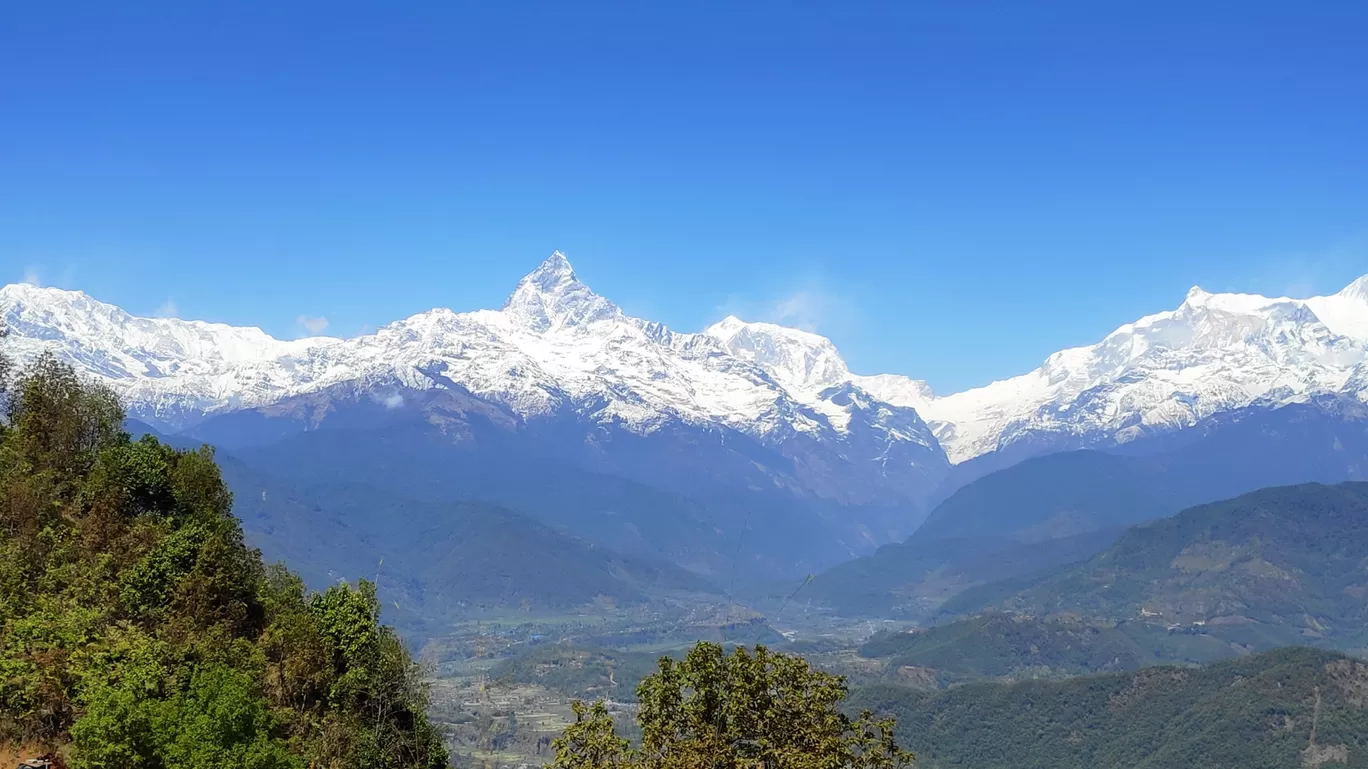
left=4, top=254, right=1367, bottom=472
left=0, top=254, right=948, bottom=515
left=952, top=480, right=1368, bottom=651
left=805, top=397, right=1368, bottom=617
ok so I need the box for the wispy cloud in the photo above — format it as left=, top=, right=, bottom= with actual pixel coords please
left=369, top=391, right=405, bottom=410
left=716, top=286, right=855, bottom=334
left=296, top=315, right=330, bottom=335
left=1235, top=234, right=1368, bottom=298
left=154, top=298, right=179, bottom=318
left=17, top=264, right=78, bottom=289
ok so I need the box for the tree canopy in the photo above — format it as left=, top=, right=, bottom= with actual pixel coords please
left=0, top=352, right=448, bottom=768
left=550, top=641, right=911, bottom=769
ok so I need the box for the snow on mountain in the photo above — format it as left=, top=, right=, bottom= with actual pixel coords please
left=3, top=254, right=1367, bottom=468
left=690, top=276, right=1368, bottom=463
left=704, top=316, right=850, bottom=392
left=0, top=281, right=342, bottom=423
left=902, top=279, right=1368, bottom=462
left=0, top=254, right=940, bottom=466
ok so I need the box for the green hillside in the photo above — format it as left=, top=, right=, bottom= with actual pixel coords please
left=848, top=647, right=1368, bottom=769
left=0, top=354, right=447, bottom=767
left=969, top=482, right=1368, bottom=652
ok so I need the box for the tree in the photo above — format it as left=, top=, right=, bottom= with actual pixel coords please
left=547, top=642, right=913, bottom=769
left=73, top=664, right=299, bottom=769
left=0, top=351, right=449, bottom=768
left=550, top=701, right=632, bottom=769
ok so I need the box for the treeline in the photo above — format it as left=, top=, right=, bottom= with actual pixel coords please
left=0, top=354, right=448, bottom=768
left=847, top=646, right=1368, bottom=769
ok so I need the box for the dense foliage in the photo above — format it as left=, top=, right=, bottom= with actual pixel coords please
left=848, top=647, right=1368, bottom=769
left=0, top=354, right=448, bottom=768
left=549, top=641, right=911, bottom=769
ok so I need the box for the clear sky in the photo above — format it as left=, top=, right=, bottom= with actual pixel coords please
left=2, top=1, right=1365, bottom=393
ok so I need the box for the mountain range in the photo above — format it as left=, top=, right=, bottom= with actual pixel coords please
left=6, top=253, right=1368, bottom=465
left=5, top=253, right=1368, bottom=580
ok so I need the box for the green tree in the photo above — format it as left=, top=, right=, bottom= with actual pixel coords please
left=550, top=701, right=632, bottom=769
left=0, top=351, right=449, bottom=768
left=155, top=665, right=299, bottom=769
left=73, top=664, right=298, bottom=769
left=548, top=642, right=912, bottom=769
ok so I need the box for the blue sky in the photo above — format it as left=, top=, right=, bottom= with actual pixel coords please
left=2, top=1, right=1365, bottom=393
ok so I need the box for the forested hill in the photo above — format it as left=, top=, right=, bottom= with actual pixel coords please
left=848, top=647, right=1368, bottom=769
left=0, top=354, right=448, bottom=767
left=960, top=481, right=1368, bottom=651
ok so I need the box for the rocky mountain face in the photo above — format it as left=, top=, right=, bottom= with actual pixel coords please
left=3, top=253, right=1368, bottom=574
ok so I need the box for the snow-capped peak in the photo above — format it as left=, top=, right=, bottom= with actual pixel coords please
left=910, top=273, right=1368, bottom=461
left=703, top=315, right=850, bottom=391
left=1339, top=274, right=1368, bottom=301
left=702, top=315, right=940, bottom=419
left=0, top=282, right=332, bottom=368
left=1176, top=284, right=1296, bottom=318
left=1304, top=275, right=1368, bottom=342
left=502, top=251, right=621, bottom=333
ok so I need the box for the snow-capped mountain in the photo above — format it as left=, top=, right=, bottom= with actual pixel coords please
left=854, top=277, right=1368, bottom=462
left=0, top=253, right=946, bottom=512
left=3, top=253, right=1368, bottom=473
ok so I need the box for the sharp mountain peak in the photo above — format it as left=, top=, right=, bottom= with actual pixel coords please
left=501, top=250, right=621, bottom=333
